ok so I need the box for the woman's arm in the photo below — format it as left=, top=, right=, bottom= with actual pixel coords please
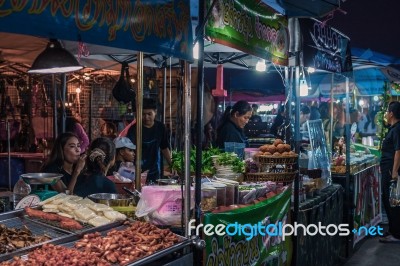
left=68, top=154, right=87, bottom=194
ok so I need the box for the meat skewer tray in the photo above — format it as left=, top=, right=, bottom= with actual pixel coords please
left=0, top=208, right=124, bottom=262
left=4, top=222, right=193, bottom=266
left=58, top=223, right=192, bottom=266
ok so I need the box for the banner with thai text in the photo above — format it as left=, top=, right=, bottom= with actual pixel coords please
left=205, top=0, right=288, bottom=66
left=0, top=0, right=193, bottom=61
left=203, top=187, right=292, bottom=266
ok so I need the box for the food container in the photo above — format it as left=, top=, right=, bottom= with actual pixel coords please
left=88, top=193, right=137, bottom=217
left=88, top=193, right=136, bottom=207
left=206, top=183, right=226, bottom=207
left=201, top=185, right=217, bottom=212
left=214, top=178, right=239, bottom=205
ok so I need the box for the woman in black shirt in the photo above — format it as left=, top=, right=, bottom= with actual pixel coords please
left=216, top=100, right=252, bottom=150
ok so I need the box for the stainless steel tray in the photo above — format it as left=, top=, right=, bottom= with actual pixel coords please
left=60, top=223, right=191, bottom=266
left=5, top=222, right=192, bottom=266
left=0, top=208, right=124, bottom=262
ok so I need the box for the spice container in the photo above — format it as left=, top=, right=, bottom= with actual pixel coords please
left=214, top=179, right=239, bottom=206
left=201, top=185, right=217, bottom=212
left=207, top=183, right=226, bottom=207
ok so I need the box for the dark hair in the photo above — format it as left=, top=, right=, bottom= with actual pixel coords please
left=231, top=100, right=252, bottom=117
left=388, top=101, right=400, bottom=119
left=319, top=102, right=329, bottom=119
left=300, top=105, right=310, bottom=115
left=85, top=137, right=116, bottom=175
left=217, top=101, right=251, bottom=131
left=42, top=132, right=79, bottom=170
left=143, top=98, right=157, bottom=110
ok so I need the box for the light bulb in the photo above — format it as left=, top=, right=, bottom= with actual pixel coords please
left=193, top=42, right=199, bottom=60
left=255, top=59, right=266, bottom=72
left=76, top=87, right=81, bottom=94
left=300, top=79, right=309, bottom=96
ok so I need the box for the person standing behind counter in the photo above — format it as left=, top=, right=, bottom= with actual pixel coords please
left=216, top=100, right=252, bottom=149
left=379, top=101, right=400, bottom=243
left=127, top=98, right=172, bottom=184
left=107, top=137, right=136, bottom=176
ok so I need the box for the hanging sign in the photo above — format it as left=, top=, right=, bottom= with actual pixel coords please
left=205, top=0, right=289, bottom=66
left=203, top=187, right=292, bottom=265
left=300, top=18, right=352, bottom=73
left=0, top=0, right=193, bottom=61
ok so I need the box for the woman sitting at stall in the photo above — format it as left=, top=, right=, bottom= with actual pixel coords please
left=41, top=132, right=86, bottom=193
left=216, top=100, right=252, bottom=150
left=72, top=137, right=117, bottom=197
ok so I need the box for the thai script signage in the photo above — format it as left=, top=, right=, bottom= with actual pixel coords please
left=0, top=0, right=193, bottom=60
left=300, top=18, right=352, bottom=73
left=205, top=0, right=289, bottom=66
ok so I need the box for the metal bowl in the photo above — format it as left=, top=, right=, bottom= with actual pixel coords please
left=88, top=193, right=135, bottom=207
left=157, top=179, right=178, bottom=185
left=21, top=173, right=63, bottom=185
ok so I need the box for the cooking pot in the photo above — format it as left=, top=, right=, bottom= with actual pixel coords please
left=88, top=193, right=136, bottom=207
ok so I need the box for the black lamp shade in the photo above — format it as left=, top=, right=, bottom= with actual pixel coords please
left=28, top=39, right=83, bottom=74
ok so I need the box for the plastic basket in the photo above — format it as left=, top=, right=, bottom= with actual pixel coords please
left=244, top=172, right=297, bottom=183
left=255, top=155, right=298, bottom=165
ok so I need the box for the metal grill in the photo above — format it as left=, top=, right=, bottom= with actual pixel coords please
left=1, top=217, right=69, bottom=239
left=24, top=216, right=93, bottom=233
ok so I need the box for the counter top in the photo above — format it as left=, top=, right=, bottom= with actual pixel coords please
left=0, top=153, right=46, bottom=159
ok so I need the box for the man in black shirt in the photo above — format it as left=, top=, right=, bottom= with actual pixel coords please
left=379, top=101, right=400, bottom=243
left=127, top=98, right=172, bottom=184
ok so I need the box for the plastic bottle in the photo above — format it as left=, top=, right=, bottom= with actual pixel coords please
left=13, top=178, right=31, bottom=209
left=389, top=181, right=399, bottom=207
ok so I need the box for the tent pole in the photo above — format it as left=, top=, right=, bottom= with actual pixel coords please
left=195, top=0, right=205, bottom=230
left=135, top=52, right=144, bottom=192
left=183, top=61, right=191, bottom=238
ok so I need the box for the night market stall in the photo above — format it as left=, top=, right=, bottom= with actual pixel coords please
left=0, top=0, right=197, bottom=265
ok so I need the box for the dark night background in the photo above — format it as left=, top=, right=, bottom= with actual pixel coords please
left=328, top=0, right=400, bottom=58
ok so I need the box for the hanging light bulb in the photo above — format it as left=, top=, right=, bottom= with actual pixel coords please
left=307, top=67, right=315, bottom=73
left=75, top=87, right=81, bottom=94
left=255, top=59, right=266, bottom=72
left=300, top=79, right=309, bottom=97
left=193, top=42, right=199, bottom=60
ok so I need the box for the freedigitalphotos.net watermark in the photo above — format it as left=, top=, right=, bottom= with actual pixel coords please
left=188, top=219, right=384, bottom=241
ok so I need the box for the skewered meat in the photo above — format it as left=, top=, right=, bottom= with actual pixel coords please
left=25, top=207, right=83, bottom=230
left=74, top=221, right=180, bottom=265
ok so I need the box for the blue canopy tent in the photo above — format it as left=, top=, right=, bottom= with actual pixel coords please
left=308, top=48, right=400, bottom=97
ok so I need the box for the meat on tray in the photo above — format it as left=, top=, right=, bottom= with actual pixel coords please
left=74, top=221, right=181, bottom=265
left=0, top=224, right=50, bottom=254
left=25, top=207, right=83, bottom=230
left=0, top=244, right=110, bottom=266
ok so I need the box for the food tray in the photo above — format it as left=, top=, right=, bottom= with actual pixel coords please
left=5, top=222, right=191, bottom=266
left=244, top=172, right=297, bottom=183
left=255, top=155, right=298, bottom=165
left=0, top=208, right=125, bottom=263
left=0, top=215, right=71, bottom=262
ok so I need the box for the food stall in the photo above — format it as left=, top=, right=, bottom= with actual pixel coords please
left=0, top=1, right=198, bottom=265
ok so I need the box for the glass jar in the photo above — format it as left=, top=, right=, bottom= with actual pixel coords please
left=201, top=185, right=217, bottom=212
left=207, top=183, right=226, bottom=207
